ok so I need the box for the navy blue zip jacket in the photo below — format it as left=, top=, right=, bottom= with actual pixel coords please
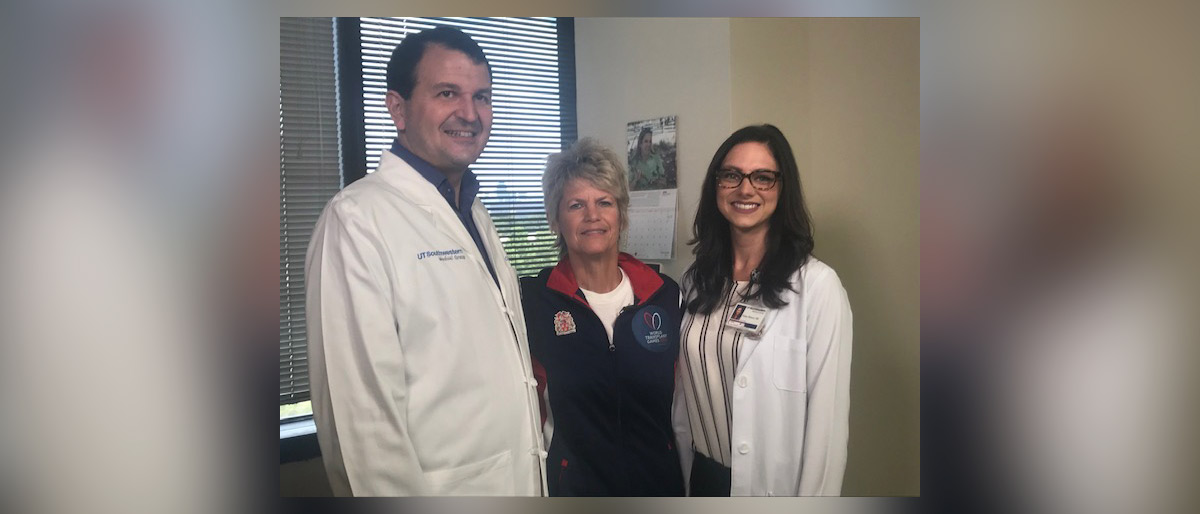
left=520, top=253, right=685, bottom=496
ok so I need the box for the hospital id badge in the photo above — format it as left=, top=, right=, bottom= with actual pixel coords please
left=725, top=301, right=769, bottom=336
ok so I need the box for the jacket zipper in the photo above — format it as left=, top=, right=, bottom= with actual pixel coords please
left=613, top=304, right=637, bottom=349
left=608, top=307, right=626, bottom=352
left=613, top=304, right=639, bottom=450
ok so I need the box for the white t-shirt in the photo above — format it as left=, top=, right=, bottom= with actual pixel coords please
left=579, top=269, right=634, bottom=344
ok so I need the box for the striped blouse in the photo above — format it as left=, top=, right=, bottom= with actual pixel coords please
left=678, top=280, right=751, bottom=466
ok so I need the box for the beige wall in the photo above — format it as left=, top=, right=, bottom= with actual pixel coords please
left=577, top=18, right=920, bottom=496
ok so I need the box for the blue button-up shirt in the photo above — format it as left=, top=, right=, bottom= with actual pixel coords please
left=390, top=140, right=499, bottom=286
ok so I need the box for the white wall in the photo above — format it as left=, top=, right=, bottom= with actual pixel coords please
left=574, top=18, right=732, bottom=280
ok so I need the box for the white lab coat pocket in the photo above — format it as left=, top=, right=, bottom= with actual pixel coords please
left=422, top=450, right=514, bottom=496
left=772, top=336, right=808, bottom=392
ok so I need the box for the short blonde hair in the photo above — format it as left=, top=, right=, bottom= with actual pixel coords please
left=542, top=138, right=630, bottom=257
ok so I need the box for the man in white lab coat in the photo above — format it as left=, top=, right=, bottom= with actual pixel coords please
left=305, top=26, right=546, bottom=496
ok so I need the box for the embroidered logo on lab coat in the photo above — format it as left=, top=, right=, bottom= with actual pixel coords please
left=415, top=248, right=466, bottom=262
left=553, top=311, right=576, bottom=336
left=632, top=305, right=672, bottom=352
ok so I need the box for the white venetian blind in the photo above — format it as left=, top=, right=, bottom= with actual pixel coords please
left=280, top=17, right=341, bottom=408
left=358, top=17, right=561, bottom=276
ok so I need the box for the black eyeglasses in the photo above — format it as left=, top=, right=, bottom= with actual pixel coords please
left=715, top=169, right=780, bottom=190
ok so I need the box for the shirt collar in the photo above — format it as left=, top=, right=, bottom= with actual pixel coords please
left=546, top=253, right=664, bottom=306
left=390, top=139, right=480, bottom=211
left=390, top=139, right=448, bottom=187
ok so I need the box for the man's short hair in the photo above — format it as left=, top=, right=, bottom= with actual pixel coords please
left=386, top=26, right=492, bottom=99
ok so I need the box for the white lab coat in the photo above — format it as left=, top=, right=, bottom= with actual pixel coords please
left=305, top=151, right=547, bottom=496
left=674, top=257, right=853, bottom=496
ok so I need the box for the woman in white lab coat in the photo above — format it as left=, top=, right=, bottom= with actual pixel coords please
left=674, top=124, right=853, bottom=496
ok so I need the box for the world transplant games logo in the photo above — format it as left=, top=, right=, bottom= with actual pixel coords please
left=632, top=305, right=672, bottom=352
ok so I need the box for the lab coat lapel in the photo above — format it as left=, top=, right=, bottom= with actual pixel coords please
left=374, top=152, right=498, bottom=288
left=732, top=270, right=801, bottom=376
left=736, top=336, right=763, bottom=376
left=474, top=200, right=520, bottom=304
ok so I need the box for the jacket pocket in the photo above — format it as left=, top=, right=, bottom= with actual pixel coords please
left=771, top=336, right=808, bottom=392
left=422, top=450, right=514, bottom=496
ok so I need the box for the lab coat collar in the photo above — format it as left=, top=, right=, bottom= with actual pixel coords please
left=546, top=253, right=664, bottom=306
left=374, top=150, right=500, bottom=292
left=374, top=150, right=470, bottom=227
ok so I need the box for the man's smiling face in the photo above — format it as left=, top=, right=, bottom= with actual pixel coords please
left=392, top=44, right=492, bottom=175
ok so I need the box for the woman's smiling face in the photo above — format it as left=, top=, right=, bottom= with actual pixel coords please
left=715, top=141, right=780, bottom=235
left=555, top=178, right=622, bottom=260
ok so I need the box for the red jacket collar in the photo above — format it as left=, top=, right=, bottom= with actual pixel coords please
left=546, top=253, right=665, bottom=306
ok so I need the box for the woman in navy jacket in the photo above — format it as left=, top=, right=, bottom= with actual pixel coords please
left=520, top=138, right=684, bottom=496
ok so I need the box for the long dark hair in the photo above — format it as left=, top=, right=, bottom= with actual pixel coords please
left=683, top=124, right=814, bottom=314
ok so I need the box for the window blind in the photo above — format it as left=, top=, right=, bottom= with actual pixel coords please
left=357, top=17, right=562, bottom=276
left=280, top=17, right=341, bottom=408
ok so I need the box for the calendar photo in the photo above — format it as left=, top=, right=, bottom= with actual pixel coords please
left=626, top=116, right=678, bottom=191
